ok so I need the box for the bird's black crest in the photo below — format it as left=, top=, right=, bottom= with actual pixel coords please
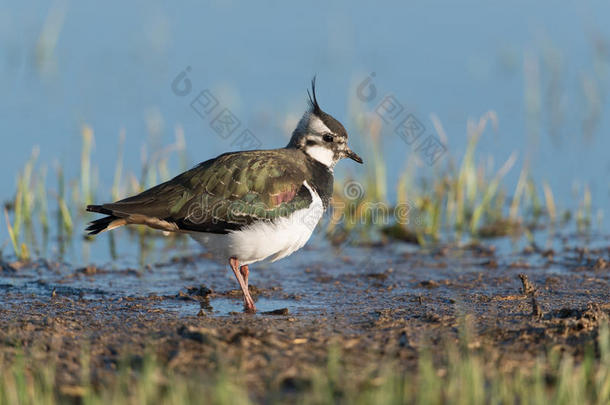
left=307, top=76, right=321, bottom=113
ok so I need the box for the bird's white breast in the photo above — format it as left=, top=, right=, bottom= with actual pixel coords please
left=190, top=181, right=324, bottom=265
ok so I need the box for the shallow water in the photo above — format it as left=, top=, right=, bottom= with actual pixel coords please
left=2, top=229, right=607, bottom=320
left=1, top=2, right=610, bottom=264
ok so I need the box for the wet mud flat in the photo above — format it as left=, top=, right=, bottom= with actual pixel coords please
left=0, top=234, right=609, bottom=398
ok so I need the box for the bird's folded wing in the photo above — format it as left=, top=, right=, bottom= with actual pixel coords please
left=97, top=151, right=314, bottom=233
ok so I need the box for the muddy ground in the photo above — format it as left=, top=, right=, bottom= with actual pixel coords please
left=1, top=233, right=609, bottom=398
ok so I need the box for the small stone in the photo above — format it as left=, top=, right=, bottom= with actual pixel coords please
left=483, top=259, right=498, bottom=268
left=262, top=308, right=289, bottom=316
left=420, top=280, right=439, bottom=288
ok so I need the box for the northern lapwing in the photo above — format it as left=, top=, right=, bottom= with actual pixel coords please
left=86, top=78, right=363, bottom=312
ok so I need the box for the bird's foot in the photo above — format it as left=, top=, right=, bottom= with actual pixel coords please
left=229, top=258, right=257, bottom=314
left=244, top=300, right=256, bottom=313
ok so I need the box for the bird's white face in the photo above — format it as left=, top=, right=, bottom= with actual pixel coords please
left=286, top=79, right=363, bottom=168
left=305, top=144, right=336, bottom=168
left=290, top=113, right=362, bottom=170
left=303, top=115, right=342, bottom=168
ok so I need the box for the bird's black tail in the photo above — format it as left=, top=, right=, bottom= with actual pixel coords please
left=86, top=205, right=122, bottom=235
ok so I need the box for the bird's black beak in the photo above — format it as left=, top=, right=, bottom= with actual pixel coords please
left=345, top=148, right=363, bottom=164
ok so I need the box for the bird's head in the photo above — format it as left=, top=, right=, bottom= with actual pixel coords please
left=287, top=78, right=363, bottom=169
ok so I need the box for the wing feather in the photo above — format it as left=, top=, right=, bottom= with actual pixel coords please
left=88, top=150, right=314, bottom=234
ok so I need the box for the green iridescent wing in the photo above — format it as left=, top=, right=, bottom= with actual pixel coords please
left=97, top=150, right=314, bottom=233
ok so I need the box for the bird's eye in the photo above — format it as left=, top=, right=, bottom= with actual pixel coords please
left=323, top=134, right=334, bottom=143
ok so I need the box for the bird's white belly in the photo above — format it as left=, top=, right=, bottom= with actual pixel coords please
left=190, top=182, right=324, bottom=265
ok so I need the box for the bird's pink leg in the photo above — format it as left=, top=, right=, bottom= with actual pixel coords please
left=229, top=258, right=256, bottom=313
left=240, top=264, right=249, bottom=286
